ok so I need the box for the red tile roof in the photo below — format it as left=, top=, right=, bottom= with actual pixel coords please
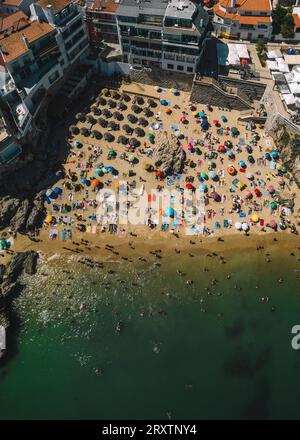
left=0, top=11, right=29, bottom=34
left=37, top=0, right=72, bottom=13
left=86, top=0, right=122, bottom=13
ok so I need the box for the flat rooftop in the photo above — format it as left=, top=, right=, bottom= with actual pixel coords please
left=165, top=0, right=196, bottom=20
left=117, top=0, right=169, bottom=17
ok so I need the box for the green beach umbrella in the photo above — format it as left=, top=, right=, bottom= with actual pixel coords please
left=200, top=171, right=208, bottom=180
left=270, top=201, right=277, bottom=210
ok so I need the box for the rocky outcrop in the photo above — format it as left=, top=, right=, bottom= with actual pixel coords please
left=0, top=197, right=21, bottom=230
left=155, top=131, right=186, bottom=176
left=26, top=201, right=46, bottom=231
left=0, top=251, right=39, bottom=361
left=275, top=128, right=300, bottom=188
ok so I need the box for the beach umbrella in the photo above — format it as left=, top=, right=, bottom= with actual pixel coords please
left=138, top=117, right=148, bottom=127
left=209, top=161, right=216, bottom=169
left=160, top=99, right=168, bottom=106
left=102, top=109, right=112, bottom=118
left=73, top=140, right=82, bottom=148
left=108, top=121, right=118, bottom=130
left=242, top=222, right=249, bottom=231
left=108, top=149, right=117, bottom=158
left=231, top=127, right=238, bottom=135
left=248, top=155, right=255, bottom=164
left=86, top=115, right=96, bottom=125
left=199, top=184, right=208, bottom=193
left=147, top=98, right=156, bottom=108
left=193, top=111, right=199, bottom=117
left=218, top=145, right=226, bottom=153
left=104, top=133, right=114, bottom=142
left=144, top=163, right=154, bottom=172
left=147, top=133, right=154, bottom=141
left=130, top=138, right=140, bottom=148
left=200, top=171, right=208, bottom=180
left=228, top=166, right=236, bottom=176
left=221, top=115, right=227, bottom=122
left=134, top=127, right=145, bottom=137
left=252, top=214, right=260, bottom=223
left=254, top=188, right=262, bottom=197
left=117, top=135, right=128, bottom=145
left=98, top=97, right=107, bottom=106
left=95, top=168, right=104, bottom=176
left=107, top=99, right=117, bottom=108
left=113, top=111, right=123, bottom=121
left=201, top=120, right=209, bottom=129
left=271, top=150, right=279, bottom=160
left=112, top=91, right=120, bottom=100
left=122, top=93, right=131, bottom=102
left=235, top=222, right=242, bottom=230
left=136, top=96, right=144, bottom=105
left=185, top=183, right=193, bottom=190
left=212, top=119, right=219, bottom=125
left=165, top=107, right=172, bottom=114
left=270, top=201, right=277, bottom=210
left=227, top=150, right=235, bottom=159
left=143, top=108, right=153, bottom=117
left=239, top=160, right=247, bottom=169
left=132, top=104, right=141, bottom=113
left=92, top=129, right=102, bottom=139
left=269, top=219, right=277, bottom=229
left=75, top=112, right=85, bottom=121
left=117, top=102, right=127, bottom=111
left=91, top=179, right=100, bottom=187
left=211, top=191, right=221, bottom=202
left=188, top=143, right=194, bottom=152
left=267, top=185, right=275, bottom=194
left=102, top=88, right=110, bottom=97
left=245, top=190, right=252, bottom=199
left=265, top=152, right=271, bottom=161
left=0, top=238, right=10, bottom=250
left=122, top=124, right=133, bottom=134
left=80, top=127, right=90, bottom=136
left=69, top=125, right=79, bottom=135
left=172, top=89, right=179, bottom=95
left=98, top=117, right=107, bottom=127
left=247, top=173, right=254, bottom=180
left=156, top=169, right=164, bottom=178
left=164, top=207, right=175, bottom=217
left=209, top=171, right=217, bottom=180
left=128, top=114, right=138, bottom=123
left=46, top=215, right=53, bottom=223
left=199, top=111, right=206, bottom=118
left=128, top=154, right=136, bottom=163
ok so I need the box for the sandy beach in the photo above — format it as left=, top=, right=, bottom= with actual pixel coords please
left=1, top=80, right=300, bottom=264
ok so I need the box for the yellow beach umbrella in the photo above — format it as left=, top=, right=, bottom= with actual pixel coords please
left=46, top=215, right=53, bottom=223
left=252, top=214, right=259, bottom=223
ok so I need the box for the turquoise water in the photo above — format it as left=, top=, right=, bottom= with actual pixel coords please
left=0, top=247, right=300, bottom=420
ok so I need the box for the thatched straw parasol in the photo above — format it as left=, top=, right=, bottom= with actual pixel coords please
left=122, top=93, right=131, bottom=102
left=98, top=97, right=107, bottom=106
left=75, top=112, right=86, bottom=122
left=143, top=108, right=153, bottom=117
left=127, top=114, right=138, bottom=123
left=113, top=111, right=123, bottom=121
left=102, top=88, right=110, bottom=97
left=138, top=117, right=148, bottom=127
left=136, top=96, right=144, bottom=105
left=131, top=104, right=142, bottom=114
left=117, top=102, right=127, bottom=111
left=122, top=124, right=133, bottom=134
left=104, top=132, right=115, bottom=142
left=86, top=115, right=96, bottom=125
left=69, top=125, right=79, bottom=135
left=134, top=127, right=145, bottom=137
left=102, top=109, right=112, bottom=118
left=108, top=99, right=117, bottom=109
left=98, top=117, right=107, bottom=127
left=117, top=135, right=128, bottom=145
left=130, top=138, right=140, bottom=147
left=80, top=127, right=90, bottom=136
left=147, top=98, right=157, bottom=108
left=92, top=129, right=102, bottom=139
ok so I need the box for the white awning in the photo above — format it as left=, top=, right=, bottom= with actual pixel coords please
left=289, top=82, right=300, bottom=94
left=267, top=50, right=276, bottom=59
left=284, top=54, right=300, bottom=65
left=266, top=60, right=278, bottom=70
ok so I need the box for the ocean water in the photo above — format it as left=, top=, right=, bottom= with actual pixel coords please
left=0, top=247, right=300, bottom=420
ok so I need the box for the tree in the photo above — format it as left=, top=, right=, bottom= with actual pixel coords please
left=272, top=5, right=288, bottom=34
left=281, top=14, right=295, bottom=38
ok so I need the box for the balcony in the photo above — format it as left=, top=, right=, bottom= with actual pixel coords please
left=34, top=41, right=59, bottom=60
left=56, top=6, right=81, bottom=28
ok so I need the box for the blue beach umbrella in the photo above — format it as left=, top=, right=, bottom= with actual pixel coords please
left=201, top=120, right=209, bottom=129
left=160, top=99, right=168, bottom=106
left=164, top=207, right=175, bottom=217
left=271, top=150, right=279, bottom=159
left=227, top=150, right=235, bottom=159
left=199, top=111, right=206, bottom=118
left=209, top=171, right=217, bottom=180
left=265, top=152, right=271, bottom=161
left=199, top=184, right=208, bottom=193
left=239, top=160, right=246, bottom=168
left=221, top=115, right=227, bottom=122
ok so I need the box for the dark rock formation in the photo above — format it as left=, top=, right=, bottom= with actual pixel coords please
left=155, top=131, right=186, bottom=176
left=0, top=197, right=21, bottom=230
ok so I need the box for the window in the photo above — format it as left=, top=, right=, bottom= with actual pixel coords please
left=167, top=64, right=174, bottom=69
left=187, top=66, right=193, bottom=73
left=177, top=65, right=183, bottom=71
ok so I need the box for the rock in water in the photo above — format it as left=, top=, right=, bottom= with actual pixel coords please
left=155, top=131, right=186, bottom=176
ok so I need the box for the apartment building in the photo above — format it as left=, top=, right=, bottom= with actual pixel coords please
left=213, top=0, right=273, bottom=41
left=30, top=0, right=89, bottom=67
left=85, top=0, right=122, bottom=49
left=116, top=0, right=210, bottom=74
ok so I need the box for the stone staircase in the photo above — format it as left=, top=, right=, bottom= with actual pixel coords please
left=129, top=67, right=193, bottom=92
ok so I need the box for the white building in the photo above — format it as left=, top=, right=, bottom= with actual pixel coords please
left=213, top=0, right=273, bottom=42
left=30, top=0, right=89, bottom=68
